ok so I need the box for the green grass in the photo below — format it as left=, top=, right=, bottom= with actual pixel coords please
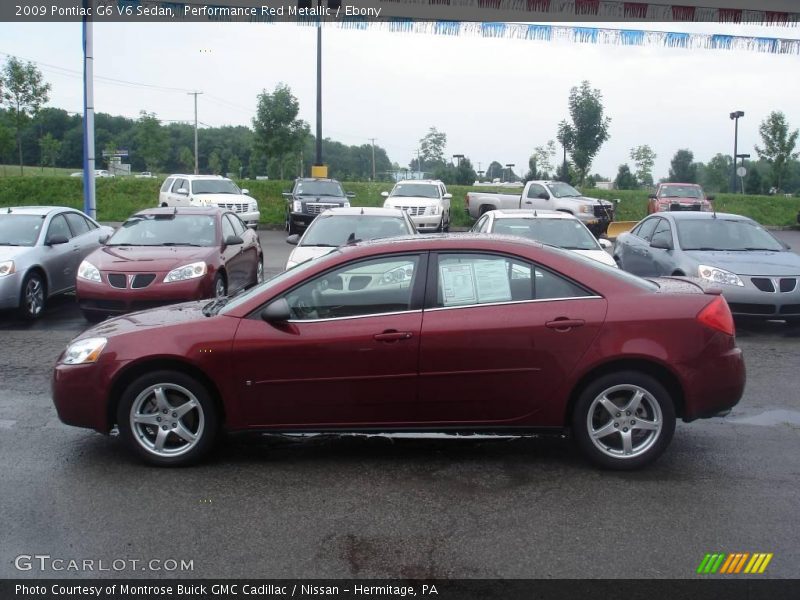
left=0, top=176, right=798, bottom=228
left=0, top=164, right=82, bottom=177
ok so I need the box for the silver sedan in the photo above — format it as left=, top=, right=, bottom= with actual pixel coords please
left=0, top=206, right=114, bottom=319
left=614, top=211, right=800, bottom=321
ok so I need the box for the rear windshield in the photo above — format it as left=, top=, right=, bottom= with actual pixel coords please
left=677, top=218, right=783, bottom=251
left=302, top=215, right=411, bottom=246
left=108, top=215, right=217, bottom=247
left=0, top=214, right=45, bottom=246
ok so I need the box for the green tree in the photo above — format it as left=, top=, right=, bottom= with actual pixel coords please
left=754, top=111, right=799, bottom=192
left=454, top=157, right=478, bottom=185
left=669, top=149, right=697, bottom=183
left=485, top=160, right=504, bottom=181
left=1, top=57, right=51, bottom=174
left=0, top=121, right=13, bottom=175
left=630, top=145, right=657, bottom=187
left=39, top=133, right=61, bottom=173
left=524, top=154, right=540, bottom=182
left=614, top=164, right=637, bottom=190
left=744, top=165, right=764, bottom=195
left=555, top=160, right=574, bottom=185
left=252, top=83, right=309, bottom=180
left=532, top=140, right=556, bottom=179
left=419, top=127, right=447, bottom=169
left=228, top=155, right=242, bottom=178
left=558, top=81, right=611, bottom=186
left=135, top=111, right=169, bottom=172
left=700, top=153, right=732, bottom=193
left=177, top=146, right=194, bottom=172
left=556, top=121, right=574, bottom=182
left=208, top=151, right=222, bottom=175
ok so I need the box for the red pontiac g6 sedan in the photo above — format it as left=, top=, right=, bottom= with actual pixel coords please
left=53, top=235, right=745, bottom=469
left=76, top=207, right=263, bottom=321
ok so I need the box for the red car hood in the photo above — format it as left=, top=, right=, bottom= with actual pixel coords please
left=88, top=245, right=215, bottom=272
left=78, top=300, right=214, bottom=340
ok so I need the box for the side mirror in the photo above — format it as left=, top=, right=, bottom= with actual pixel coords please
left=282, top=192, right=292, bottom=198
left=381, top=191, right=389, bottom=198
left=241, top=188, right=249, bottom=195
left=707, top=195, right=716, bottom=202
left=538, top=192, right=550, bottom=200
left=176, top=188, right=189, bottom=195
left=286, top=234, right=300, bottom=245
left=47, top=235, right=69, bottom=246
left=650, top=237, right=673, bottom=251
left=443, top=193, right=453, bottom=200
left=261, top=298, right=291, bottom=323
left=98, top=234, right=110, bottom=244
left=224, top=235, right=244, bottom=247
left=598, top=238, right=612, bottom=249
left=346, top=192, right=356, bottom=198
left=614, top=198, right=621, bottom=205
left=648, top=194, right=658, bottom=200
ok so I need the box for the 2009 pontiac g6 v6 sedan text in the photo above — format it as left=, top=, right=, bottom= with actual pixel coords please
left=52, top=234, right=745, bottom=470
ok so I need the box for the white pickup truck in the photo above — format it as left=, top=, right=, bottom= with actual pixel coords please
left=465, top=180, right=616, bottom=237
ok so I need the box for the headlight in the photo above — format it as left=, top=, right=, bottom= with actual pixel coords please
left=77, top=260, right=101, bottom=283
left=0, top=260, right=15, bottom=277
left=250, top=202, right=258, bottom=211
left=62, top=337, right=107, bottom=365
left=425, top=205, right=441, bottom=216
left=578, top=205, right=591, bottom=214
left=164, top=261, right=207, bottom=283
left=698, top=264, right=744, bottom=287
left=380, top=265, right=414, bottom=285
left=292, top=200, right=302, bottom=212
left=343, top=201, right=350, bottom=208
left=658, top=205, right=669, bottom=211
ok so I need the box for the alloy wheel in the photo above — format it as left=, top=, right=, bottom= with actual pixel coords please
left=129, top=383, right=205, bottom=458
left=586, top=384, right=663, bottom=459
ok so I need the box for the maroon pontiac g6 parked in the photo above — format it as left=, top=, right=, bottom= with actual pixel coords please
left=53, top=235, right=745, bottom=469
left=76, top=207, right=263, bottom=321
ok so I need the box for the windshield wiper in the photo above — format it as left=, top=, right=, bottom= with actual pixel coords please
left=0, top=242, right=22, bottom=246
left=202, top=297, right=229, bottom=317
left=161, top=242, right=205, bottom=247
left=305, top=243, right=339, bottom=247
left=742, top=247, right=779, bottom=251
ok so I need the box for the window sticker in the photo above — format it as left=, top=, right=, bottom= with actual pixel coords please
left=439, top=258, right=512, bottom=306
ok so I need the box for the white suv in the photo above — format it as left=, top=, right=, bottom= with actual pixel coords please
left=381, top=179, right=452, bottom=233
left=159, top=174, right=260, bottom=229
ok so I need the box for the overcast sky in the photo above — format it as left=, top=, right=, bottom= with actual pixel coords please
left=1, top=20, right=799, bottom=180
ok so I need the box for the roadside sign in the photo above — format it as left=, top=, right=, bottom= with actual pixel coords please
left=737, top=166, right=747, bottom=177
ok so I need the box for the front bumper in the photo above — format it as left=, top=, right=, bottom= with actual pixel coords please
left=52, top=358, right=125, bottom=432
left=714, top=277, right=800, bottom=319
left=0, top=272, right=23, bottom=310
left=77, top=273, right=213, bottom=315
left=410, top=214, right=443, bottom=232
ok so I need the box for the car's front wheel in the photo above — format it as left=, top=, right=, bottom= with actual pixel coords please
left=572, top=371, right=675, bottom=470
left=18, top=271, right=46, bottom=320
left=117, top=370, right=218, bottom=466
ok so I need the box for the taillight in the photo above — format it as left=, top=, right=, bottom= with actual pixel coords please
left=697, top=295, right=735, bottom=336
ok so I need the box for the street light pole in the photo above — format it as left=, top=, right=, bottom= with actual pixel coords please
left=188, top=91, right=203, bottom=175
left=729, top=110, right=744, bottom=193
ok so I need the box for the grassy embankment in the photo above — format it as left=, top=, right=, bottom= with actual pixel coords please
left=1, top=176, right=798, bottom=228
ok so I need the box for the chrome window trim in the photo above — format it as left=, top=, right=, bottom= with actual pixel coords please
left=287, top=308, right=423, bottom=324
left=426, top=296, right=603, bottom=313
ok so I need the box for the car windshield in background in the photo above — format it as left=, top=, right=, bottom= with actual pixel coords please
left=192, top=179, right=241, bottom=195
left=302, top=215, right=410, bottom=247
left=0, top=215, right=45, bottom=246
left=548, top=182, right=582, bottom=198
left=662, top=186, right=703, bottom=198
left=492, top=218, right=600, bottom=251
left=107, top=215, right=217, bottom=247
left=391, top=184, right=439, bottom=198
left=677, top=219, right=784, bottom=251
left=295, top=181, right=345, bottom=197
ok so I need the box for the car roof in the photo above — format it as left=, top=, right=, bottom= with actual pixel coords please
left=491, top=209, right=572, bottom=220
left=659, top=182, right=701, bottom=186
left=2, top=206, right=75, bottom=216
left=394, top=179, right=443, bottom=185
left=295, top=177, right=341, bottom=183
left=133, top=207, right=223, bottom=217
left=656, top=212, right=750, bottom=222
left=315, top=207, right=407, bottom=217
left=165, top=174, right=227, bottom=180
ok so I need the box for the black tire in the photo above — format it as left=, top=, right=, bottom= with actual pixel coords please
left=117, top=370, right=218, bottom=467
left=213, top=272, right=227, bottom=299
left=254, top=255, right=264, bottom=286
left=479, top=205, right=495, bottom=216
left=572, top=371, right=676, bottom=470
left=442, top=212, right=450, bottom=233
left=82, top=309, right=107, bottom=323
left=18, top=271, right=47, bottom=320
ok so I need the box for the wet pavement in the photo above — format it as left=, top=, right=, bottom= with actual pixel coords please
left=0, top=230, right=799, bottom=579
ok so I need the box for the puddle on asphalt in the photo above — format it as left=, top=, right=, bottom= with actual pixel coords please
left=730, top=410, right=800, bottom=427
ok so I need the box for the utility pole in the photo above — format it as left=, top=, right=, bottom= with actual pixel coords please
left=81, top=0, right=96, bottom=219
left=188, top=91, right=203, bottom=174
left=368, top=138, right=377, bottom=181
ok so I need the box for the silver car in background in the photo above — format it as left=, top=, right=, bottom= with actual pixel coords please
left=614, top=212, right=800, bottom=321
left=0, top=207, right=114, bottom=319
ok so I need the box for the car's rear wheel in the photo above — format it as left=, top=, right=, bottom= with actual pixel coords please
left=572, top=371, right=675, bottom=470
left=255, top=257, right=264, bottom=285
left=18, top=271, right=46, bottom=320
left=117, top=370, right=218, bottom=467
left=213, top=273, right=227, bottom=299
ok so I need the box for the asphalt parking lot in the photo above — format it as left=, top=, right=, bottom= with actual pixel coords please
left=1, top=229, right=799, bottom=579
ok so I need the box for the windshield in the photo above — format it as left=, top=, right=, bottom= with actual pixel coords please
left=218, top=257, right=322, bottom=315
left=0, top=214, right=45, bottom=246
left=191, top=179, right=241, bottom=195
left=302, top=215, right=411, bottom=246
left=677, top=218, right=784, bottom=251
left=294, top=181, right=345, bottom=197
left=390, top=183, right=440, bottom=199
left=108, top=215, right=217, bottom=246
left=660, top=185, right=703, bottom=199
left=548, top=182, right=582, bottom=198
left=491, top=218, right=601, bottom=251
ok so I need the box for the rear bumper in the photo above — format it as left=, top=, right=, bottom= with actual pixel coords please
left=680, top=345, right=745, bottom=422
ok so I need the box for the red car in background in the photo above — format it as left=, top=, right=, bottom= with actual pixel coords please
left=648, top=183, right=714, bottom=214
left=54, top=235, right=744, bottom=469
left=76, top=207, right=263, bottom=321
